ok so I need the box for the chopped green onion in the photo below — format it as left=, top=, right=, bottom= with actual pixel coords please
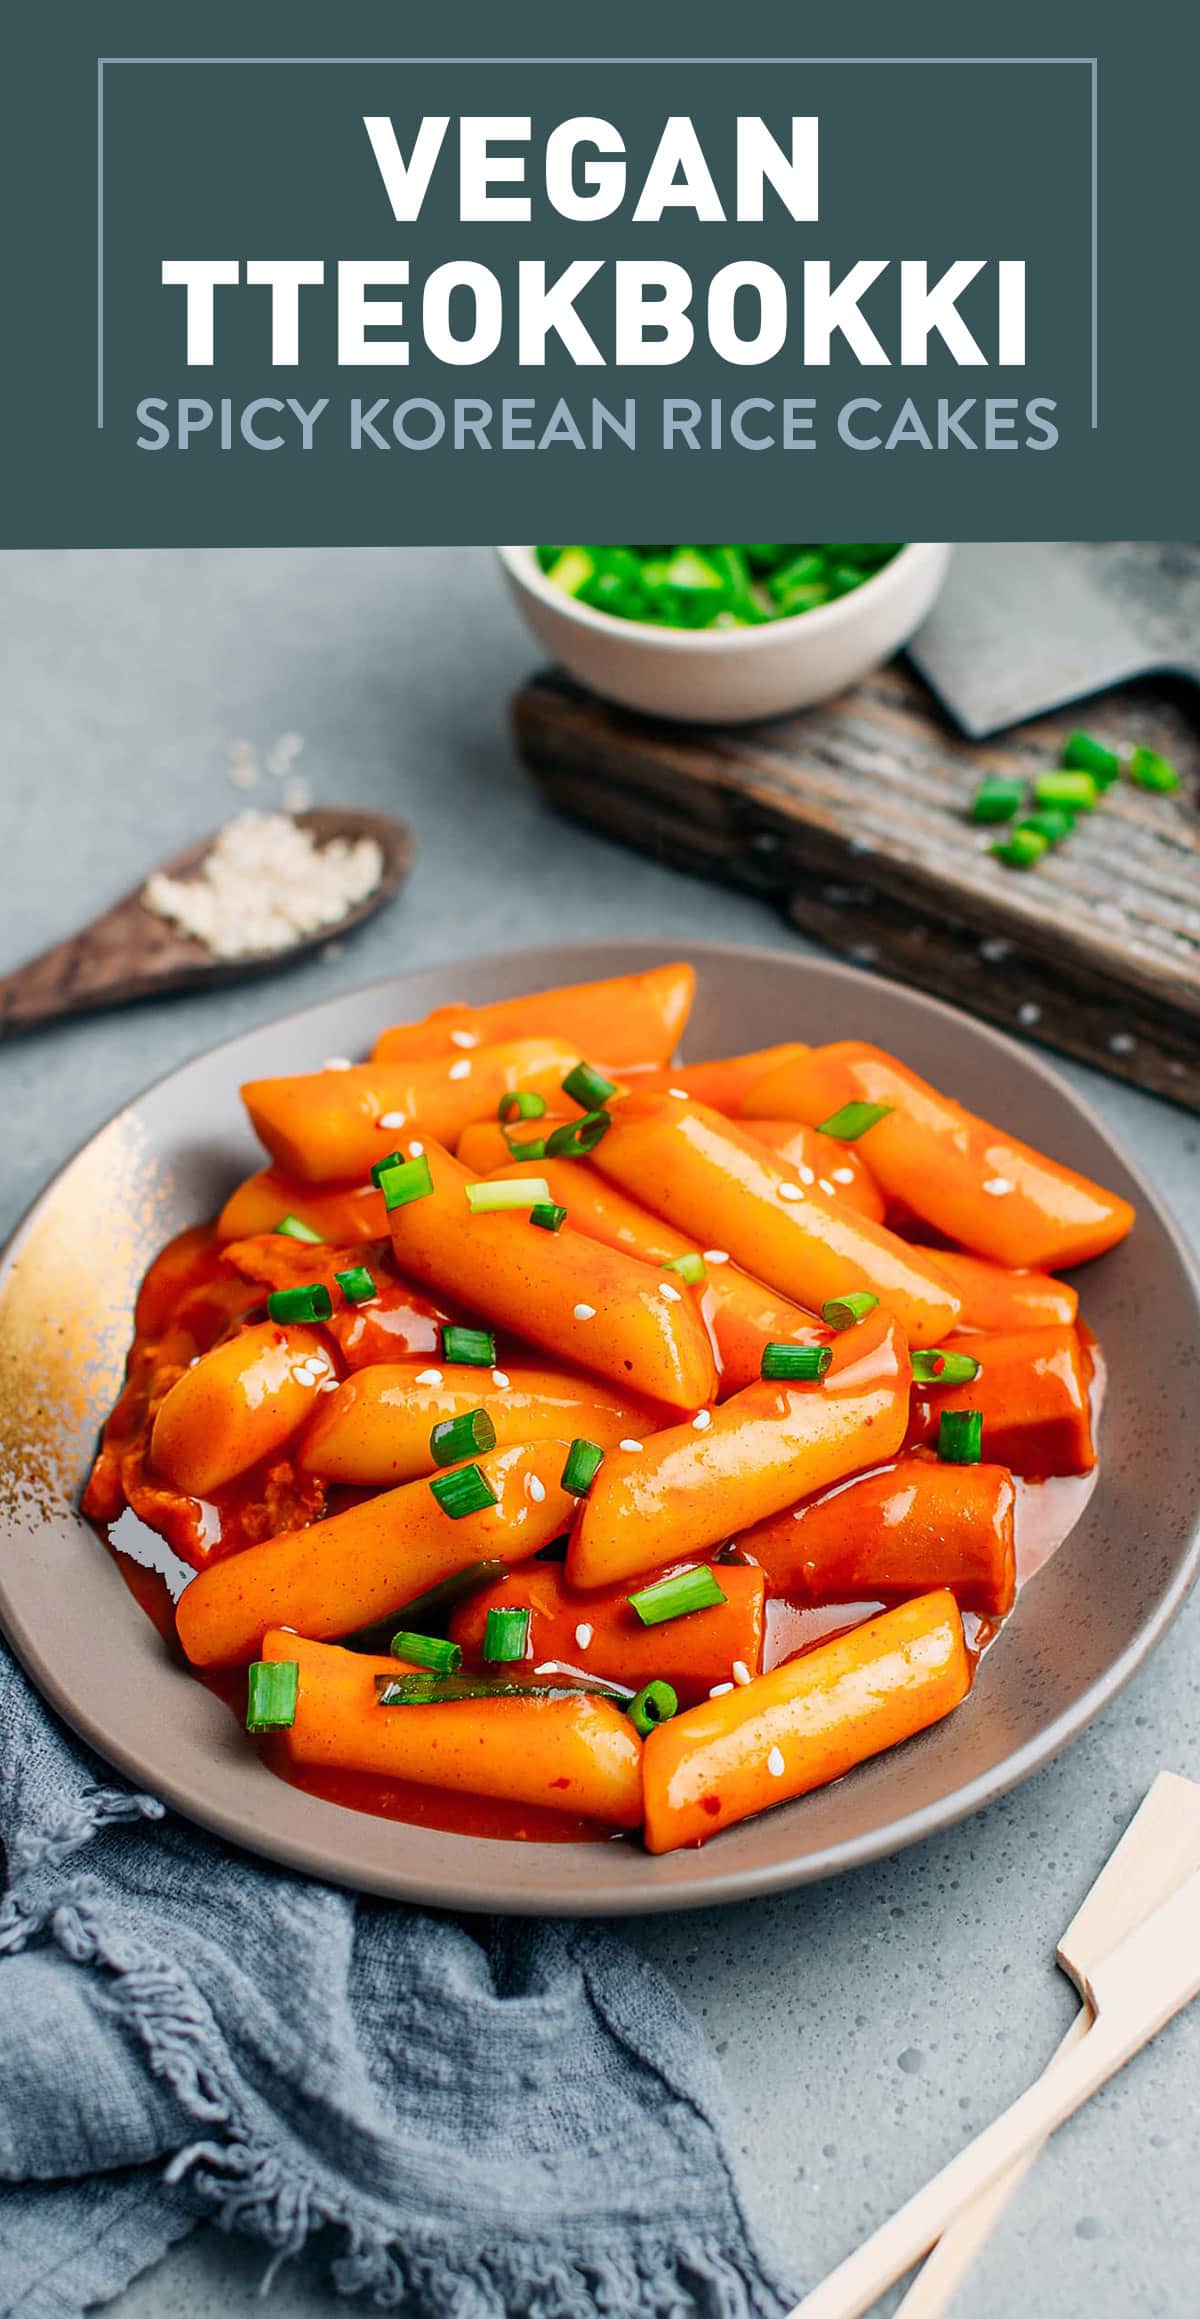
left=1062, top=731, right=1120, bottom=788
left=389, top=1630, right=462, bottom=1675
left=1018, top=809, right=1074, bottom=847
left=665, top=1252, right=707, bottom=1284
left=430, top=1408, right=498, bottom=1466
left=545, top=1110, right=612, bottom=1159
left=817, top=1101, right=894, bottom=1141
left=628, top=1566, right=727, bottom=1628
left=628, top=1680, right=679, bottom=1736
left=991, top=829, right=1048, bottom=869
left=334, top=1265, right=376, bottom=1304
left=429, top=1462, right=498, bottom=1519
left=821, top=1291, right=879, bottom=1331
left=1033, top=770, right=1098, bottom=812
left=378, top=1153, right=435, bottom=1211
left=1128, top=745, right=1181, bottom=794
left=505, top=1133, right=547, bottom=1160
left=968, top=779, right=1025, bottom=825
left=275, top=1212, right=323, bottom=1244
left=442, top=1324, right=497, bottom=1366
left=246, top=1659, right=299, bottom=1732
left=562, top=1060, right=619, bottom=1110
left=498, top=1090, right=548, bottom=1123
left=530, top=1202, right=568, bottom=1233
left=483, top=1606, right=532, bottom=1662
left=465, top=1177, right=552, bottom=1214
left=376, top=1671, right=624, bottom=1706
left=761, top=1342, right=833, bottom=1381
left=561, top=1437, right=605, bottom=1496
left=370, top=1149, right=406, bottom=1187
left=267, top=1282, right=333, bottom=1323
left=912, top=1348, right=983, bottom=1385
left=938, top=1409, right=983, bottom=1465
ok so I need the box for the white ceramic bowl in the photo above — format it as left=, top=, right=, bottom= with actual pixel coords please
left=496, top=542, right=952, bottom=724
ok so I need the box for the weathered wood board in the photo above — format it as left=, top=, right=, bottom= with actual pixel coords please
left=513, top=664, right=1200, bottom=1113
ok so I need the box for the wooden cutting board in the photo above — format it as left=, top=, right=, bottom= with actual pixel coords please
left=513, top=664, right=1200, bottom=1114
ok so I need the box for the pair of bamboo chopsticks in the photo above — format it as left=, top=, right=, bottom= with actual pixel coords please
left=789, top=1772, right=1200, bottom=2319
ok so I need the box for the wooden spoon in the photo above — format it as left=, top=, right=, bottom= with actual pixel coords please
left=0, top=808, right=412, bottom=1039
left=791, top=1777, right=1200, bottom=2319
left=895, top=1771, right=1200, bottom=2316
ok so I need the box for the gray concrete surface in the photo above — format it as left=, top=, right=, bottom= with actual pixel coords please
left=1, top=547, right=1196, bottom=2318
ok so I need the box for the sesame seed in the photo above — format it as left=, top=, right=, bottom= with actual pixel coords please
left=660, top=1282, right=682, bottom=1302
left=574, top=1302, right=596, bottom=1321
left=415, top=1368, right=443, bottom=1386
left=731, top=1660, right=752, bottom=1686
left=982, top=1177, right=1014, bottom=1197
left=980, top=936, right=1013, bottom=963
left=767, top=1745, right=785, bottom=1778
left=668, top=1088, right=689, bottom=1100
left=1108, top=1031, right=1136, bottom=1055
left=492, top=1370, right=510, bottom=1389
left=407, top=1139, right=424, bottom=1158
left=778, top=1182, right=804, bottom=1203
left=818, top=1178, right=836, bottom=1197
left=709, top=1682, right=734, bottom=1697
left=448, top=1059, right=472, bottom=1081
left=575, top=1624, right=593, bottom=1650
left=528, top=1476, right=546, bottom=1503
left=322, top=1056, right=353, bottom=1071
left=618, top=1438, right=644, bottom=1453
left=798, top=1164, right=816, bottom=1185
left=831, top=1167, right=854, bottom=1184
left=703, top=1249, right=730, bottom=1265
left=378, top=1111, right=407, bottom=1130
left=450, top=1029, right=479, bottom=1049
left=1016, top=1002, right=1042, bottom=1027
left=692, top=1410, right=712, bottom=1430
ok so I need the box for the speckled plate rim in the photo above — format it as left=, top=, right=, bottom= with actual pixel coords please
left=1, top=937, right=1198, bottom=1916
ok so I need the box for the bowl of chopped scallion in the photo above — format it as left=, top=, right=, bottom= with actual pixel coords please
left=497, top=542, right=950, bottom=722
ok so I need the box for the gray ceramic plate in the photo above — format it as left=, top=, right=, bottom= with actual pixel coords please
left=2, top=940, right=1198, bottom=1915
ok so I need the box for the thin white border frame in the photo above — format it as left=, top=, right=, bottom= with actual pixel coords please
left=96, top=55, right=1100, bottom=432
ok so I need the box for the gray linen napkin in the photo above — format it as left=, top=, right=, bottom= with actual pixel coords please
left=0, top=1638, right=792, bottom=2319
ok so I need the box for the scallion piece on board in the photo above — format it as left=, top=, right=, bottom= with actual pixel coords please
left=816, top=1101, right=894, bottom=1141
left=562, top=1060, right=619, bottom=1110
left=761, top=1342, right=832, bottom=1381
left=267, top=1282, right=333, bottom=1324
left=991, top=829, right=1048, bottom=869
left=530, top=1202, right=568, bottom=1232
left=628, top=1567, right=727, bottom=1628
left=498, top=1090, right=548, bottom=1123
left=429, top=1462, right=498, bottom=1518
left=482, top=1606, right=531, bottom=1662
left=378, top=1153, right=435, bottom=1211
left=821, top=1290, right=879, bottom=1331
left=370, top=1149, right=406, bottom=1187
left=1018, top=809, right=1074, bottom=847
left=938, top=1409, right=984, bottom=1465
left=465, top=1177, right=552, bottom=1214
left=545, top=1110, right=612, bottom=1159
left=430, top=1408, right=498, bottom=1466
left=275, top=1212, right=323, bottom=1244
left=1128, top=745, right=1181, bottom=794
left=334, top=1265, right=376, bottom=1304
left=246, top=1659, right=299, bottom=1732
left=561, top=1437, right=605, bottom=1497
left=1062, top=731, right=1120, bottom=788
left=442, top=1324, right=497, bottom=1366
left=912, top=1348, right=983, bottom=1385
left=968, top=779, right=1025, bottom=825
left=1033, top=770, right=1098, bottom=812
left=389, top=1631, right=463, bottom=1676
left=628, top=1680, right=679, bottom=1736
left=664, top=1252, right=707, bottom=1284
